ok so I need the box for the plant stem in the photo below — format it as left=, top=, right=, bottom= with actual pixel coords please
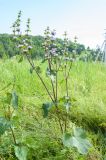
left=26, top=55, right=64, bottom=134
left=26, top=54, right=55, bottom=104
left=64, top=77, right=68, bottom=132
left=10, top=126, right=17, bottom=145
left=48, top=59, right=56, bottom=100
left=64, top=61, right=69, bottom=132
left=66, top=61, right=73, bottom=79
left=55, top=59, right=64, bottom=134
left=55, top=60, right=58, bottom=102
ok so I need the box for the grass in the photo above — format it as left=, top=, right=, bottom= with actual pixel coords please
left=0, top=58, right=106, bottom=159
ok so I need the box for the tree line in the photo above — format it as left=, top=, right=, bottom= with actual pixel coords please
left=0, top=33, right=102, bottom=61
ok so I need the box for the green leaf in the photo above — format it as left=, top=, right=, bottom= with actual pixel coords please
left=6, top=92, right=12, bottom=104
left=29, top=67, right=33, bottom=74
left=72, top=137, right=92, bottom=154
left=14, top=145, right=28, bottom=160
left=0, top=117, right=10, bottom=136
left=63, top=133, right=72, bottom=146
left=73, top=127, right=86, bottom=139
left=36, top=66, right=41, bottom=73
left=42, top=102, right=53, bottom=118
left=11, top=91, right=18, bottom=109
left=63, top=128, right=92, bottom=155
left=64, top=102, right=71, bottom=113
left=18, top=56, right=23, bottom=63
left=16, top=55, right=23, bottom=63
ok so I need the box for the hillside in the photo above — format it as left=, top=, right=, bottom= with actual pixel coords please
left=0, top=33, right=86, bottom=58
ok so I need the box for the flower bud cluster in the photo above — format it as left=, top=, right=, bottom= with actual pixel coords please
left=12, top=11, right=22, bottom=35
left=25, top=18, right=31, bottom=35
left=17, top=38, right=32, bottom=53
left=43, top=27, right=58, bottom=59
left=42, top=27, right=77, bottom=67
left=12, top=11, right=33, bottom=55
left=63, top=32, right=69, bottom=55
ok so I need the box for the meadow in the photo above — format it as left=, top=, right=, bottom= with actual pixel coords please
left=0, top=58, right=106, bottom=160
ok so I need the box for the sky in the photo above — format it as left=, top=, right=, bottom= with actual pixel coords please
left=0, top=0, right=106, bottom=48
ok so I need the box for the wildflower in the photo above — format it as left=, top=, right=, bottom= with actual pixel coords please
left=50, top=48, right=57, bottom=55
left=51, top=30, right=56, bottom=36
left=28, top=46, right=32, bottom=50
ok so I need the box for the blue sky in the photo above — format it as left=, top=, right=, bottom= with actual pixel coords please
left=0, top=0, right=106, bottom=48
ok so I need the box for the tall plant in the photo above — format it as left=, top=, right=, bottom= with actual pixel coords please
left=11, top=11, right=92, bottom=155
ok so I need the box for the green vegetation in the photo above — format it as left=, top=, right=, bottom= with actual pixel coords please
left=0, top=33, right=103, bottom=61
left=0, top=34, right=44, bottom=58
left=0, top=11, right=106, bottom=160
left=0, top=33, right=87, bottom=59
left=0, top=59, right=106, bottom=159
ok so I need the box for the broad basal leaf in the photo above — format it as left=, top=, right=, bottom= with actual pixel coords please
left=14, top=145, right=28, bottom=160
left=63, top=127, right=92, bottom=155
left=73, top=127, right=86, bottom=139
left=0, top=117, right=11, bottom=136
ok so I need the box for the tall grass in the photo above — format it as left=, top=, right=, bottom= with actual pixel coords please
left=0, top=58, right=106, bottom=159
left=0, top=59, right=106, bottom=124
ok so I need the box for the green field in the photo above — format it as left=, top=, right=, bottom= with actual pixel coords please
left=0, top=58, right=106, bottom=160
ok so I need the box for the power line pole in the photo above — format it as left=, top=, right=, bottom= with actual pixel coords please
left=102, top=29, right=106, bottom=62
